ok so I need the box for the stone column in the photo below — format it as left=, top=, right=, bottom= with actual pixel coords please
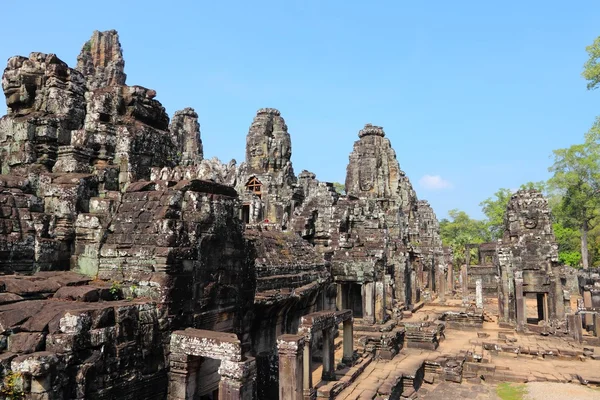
left=277, top=334, right=304, bottom=400
left=168, top=353, right=196, bottom=400
left=363, top=282, right=375, bottom=324
left=438, top=264, right=446, bottom=303
left=447, top=263, right=454, bottom=294
left=342, top=319, right=354, bottom=364
left=375, top=281, right=386, bottom=324
left=567, top=313, right=583, bottom=342
left=543, top=293, right=549, bottom=323
left=302, top=337, right=315, bottom=400
left=218, top=358, right=256, bottom=400
left=336, top=283, right=347, bottom=311
left=321, top=327, right=336, bottom=381
left=583, top=290, right=593, bottom=328
left=592, top=313, right=600, bottom=337
left=515, top=272, right=525, bottom=331
left=476, top=279, right=483, bottom=309
left=461, top=265, right=468, bottom=305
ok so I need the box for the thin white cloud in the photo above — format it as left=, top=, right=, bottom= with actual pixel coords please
left=419, top=175, right=453, bottom=190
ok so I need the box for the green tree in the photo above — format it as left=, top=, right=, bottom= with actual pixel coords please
left=332, top=182, right=345, bottom=195
left=479, top=188, right=512, bottom=240
left=549, top=120, right=600, bottom=269
left=583, top=36, right=600, bottom=90
left=439, top=209, right=489, bottom=267
left=479, top=182, right=546, bottom=240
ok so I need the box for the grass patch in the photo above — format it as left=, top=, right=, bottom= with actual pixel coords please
left=496, top=382, right=526, bottom=400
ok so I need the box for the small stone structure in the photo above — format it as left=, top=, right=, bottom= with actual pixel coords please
left=465, top=242, right=498, bottom=296
left=168, top=329, right=256, bottom=400
left=287, top=310, right=354, bottom=399
left=496, top=190, right=569, bottom=329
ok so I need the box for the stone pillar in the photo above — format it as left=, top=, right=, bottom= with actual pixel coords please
left=543, top=293, right=549, bottom=323
left=447, top=264, right=454, bottom=294
left=321, top=327, right=336, bottom=381
left=302, top=337, right=315, bottom=400
left=583, top=290, right=593, bottom=328
left=567, top=313, right=583, bottom=342
left=592, top=313, right=600, bottom=337
left=515, top=272, right=525, bottom=331
left=375, top=281, right=386, bottom=324
left=461, top=265, right=468, bottom=304
left=342, top=319, right=354, bottom=364
left=218, top=358, right=256, bottom=400
left=438, top=264, right=446, bottom=303
left=277, top=334, right=304, bottom=400
left=475, top=279, right=483, bottom=309
left=336, top=283, right=347, bottom=311
left=363, top=282, right=375, bottom=324
left=168, top=353, right=196, bottom=400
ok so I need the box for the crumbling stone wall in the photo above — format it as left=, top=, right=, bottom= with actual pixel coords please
left=0, top=272, right=169, bottom=400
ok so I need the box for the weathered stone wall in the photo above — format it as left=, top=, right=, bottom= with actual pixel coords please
left=246, top=229, right=334, bottom=399
left=0, top=272, right=169, bottom=399
left=1, top=52, right=86, bottom=174
left=90, top=180, right=255, bottom=335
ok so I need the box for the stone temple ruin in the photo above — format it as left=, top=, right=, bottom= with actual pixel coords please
left=0, top=30, right=599, bottom=400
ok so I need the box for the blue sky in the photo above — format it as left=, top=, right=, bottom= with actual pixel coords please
left=2, top=1, right=599, bottom=219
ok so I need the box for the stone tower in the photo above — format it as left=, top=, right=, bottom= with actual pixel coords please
left=237, top=108, right=300, bottom=226
left=496, top=189, right=567, bottom=329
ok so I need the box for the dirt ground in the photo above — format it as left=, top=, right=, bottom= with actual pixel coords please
left=420, top=381, right=600, bottom=400
left=334, top=296, right=600, bottom=399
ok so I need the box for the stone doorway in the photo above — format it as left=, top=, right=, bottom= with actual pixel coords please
left=242, top=204, right=250, bottom=224
left=168, top=329, right=256, bottom=400
left=525, top=292, right=548, bottom=325
left=338, top=283, right=363, bottom=318
left=196, top=358, right=221, bottom=399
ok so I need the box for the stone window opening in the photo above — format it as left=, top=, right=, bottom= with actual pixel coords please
left=245, top=176, right=263, bottom=198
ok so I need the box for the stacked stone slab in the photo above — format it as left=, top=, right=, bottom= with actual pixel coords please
left=404, top=321, right=445, bottom=350
left=0, top=272, right=169, bottom=399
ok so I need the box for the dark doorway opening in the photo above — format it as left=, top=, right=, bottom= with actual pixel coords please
left=242, top=204, right=250, bottom=224
left=347, top=283, right=363, bottom=318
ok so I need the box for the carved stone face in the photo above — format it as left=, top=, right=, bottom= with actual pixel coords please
left=524, top=217, right=537, bottom=229
left=2, top=56, right=38, bottom=111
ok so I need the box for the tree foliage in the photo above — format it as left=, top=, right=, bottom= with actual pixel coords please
left=583, top=36, right=600, bottom=90
left=479, top=188, right=512, bottom=240
left=332, top=182, right=346, bottom=195
left=548, top=120, right=600, bottom=268
left=439, top=209, right=489, bottom=267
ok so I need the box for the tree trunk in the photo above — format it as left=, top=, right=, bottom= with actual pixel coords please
left=581, top=219, right=589, bottom=269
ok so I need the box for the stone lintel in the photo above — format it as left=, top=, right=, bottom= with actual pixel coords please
left=218, top=358, right=256, bottom=381
left=170, top=328, right=242, bottom=362
left=298, top=309, right=352, bottom=334
left=277, top=334, right=305, bottom=355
